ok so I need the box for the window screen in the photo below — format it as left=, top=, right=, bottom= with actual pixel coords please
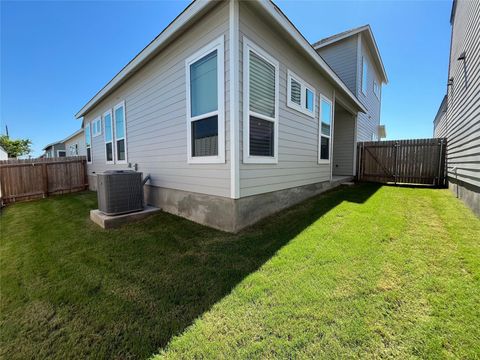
left=249, top=116, right=274, bottom=157
left=290, top=79, right=301, bottom=106
left=191, top=115, right=218, bottom=157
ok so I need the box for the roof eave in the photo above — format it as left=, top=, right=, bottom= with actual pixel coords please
left=75, top=0, right=214, bottom=119
left=313, top=25, right=388, bottom=85
left=260, top=1, right=366, bottom=113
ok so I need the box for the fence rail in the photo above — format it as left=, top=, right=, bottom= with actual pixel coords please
left=357, top=138, right=447, bottom=187
left=0, top=157, right=88, bottom=204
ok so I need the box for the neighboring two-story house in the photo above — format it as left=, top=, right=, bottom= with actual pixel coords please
left=75, top=0, right=389, bottom=232
left=314, top=25, right=388, bottom=143
left=433, top=0, right=480, bottom=216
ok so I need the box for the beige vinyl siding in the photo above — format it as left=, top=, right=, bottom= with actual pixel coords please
left=356, top=34, right=382, bottom=141
left=445, top=0, right=480, bottom=187
left=83, top=2, right=231, bottom=197
left=332, top=108, right=355, bottom=176
left=316, top=36, right=358, bottom=94
left=238, top=2, right=333, bottom=198
left=433, top=96, right=448, bottom=138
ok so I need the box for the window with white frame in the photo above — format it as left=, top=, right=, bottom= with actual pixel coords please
left=243, top=37, right=279, bottom=163
left=57, top=150, right=66, bottom=157
left=287, top=70, right=315, bottom=117
left=69, top=144, right=78, bottom=156
left=104, top=110, right=114, bottom=164
left=85, top=123, right=92, bottom=163
left=361, top=56, right=368, bottom=95
left=92, top=117, right=102, bottom=137
left=373, top=80, right=380, bottom=99
left=318, top=95, right=332, bottom=163
left=185, top=36, right=224, bottom=163
left=114, top=101, right=127, bottom=163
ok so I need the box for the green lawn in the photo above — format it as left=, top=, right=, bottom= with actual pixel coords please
left=1, top=184, right=479, bottom=359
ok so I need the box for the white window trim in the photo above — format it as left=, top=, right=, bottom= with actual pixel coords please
left=57, top=150, right=66, bottom=157
left=185, top=35, right=225, bottom=164
left=85, top=123, right=92, bottom=164
left=92, top=117, right=102, bottom=137
left=361, top=56, right=368, bottom=95
left=113, top=101, right=128, bottom=164
left=243, top=36, right=279, bottom=164
left=318, top=94, right=333, bottom=164
left=286, top=70, right=316, bottom=118
left=103, top=109, right=114, bottom=165
left=373, top=80, right=380, bottom=100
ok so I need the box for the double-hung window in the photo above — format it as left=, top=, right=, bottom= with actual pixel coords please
left=104, top=109, right=114, bottom=164
left=318, top=95, right=332, bottom=163
left=92, top=117, right=102, bottom=137
left=85, top=123, right=92, bottom=163
left=114, top=101, right=127, bottom=163
left=287, top=70, right=315, bottom=117
left=186, top=36, right=225, bottom=163
left=243, top=37, right=279, bottom=163
left=361, top=56, right=368, bottom=95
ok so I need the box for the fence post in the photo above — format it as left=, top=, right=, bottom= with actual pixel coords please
left=42, top=163, right=49, bottom=198
left=437, top=138, right=444, bottom=187
left=394, top=141, right=398, bottom=185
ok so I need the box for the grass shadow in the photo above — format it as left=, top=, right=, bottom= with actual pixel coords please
left=0, top=183, right=380, bottom=359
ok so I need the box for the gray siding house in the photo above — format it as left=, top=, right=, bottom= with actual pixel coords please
left=42, top=141, right=66, bottom=158
left=313, top=25, right=388, bottom=144
left=433, top=0, right=480, bottom=215
left=75, top=0, right=373, bottom=232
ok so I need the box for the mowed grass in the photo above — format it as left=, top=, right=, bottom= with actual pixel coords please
left=1, top=185, right=479, bottom=359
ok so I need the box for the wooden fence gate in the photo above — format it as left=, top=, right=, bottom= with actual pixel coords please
left=357, top=138, right=447, bottom=186
left=0, top=157, right=88, bottom=205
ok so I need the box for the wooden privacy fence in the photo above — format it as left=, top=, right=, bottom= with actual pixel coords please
left=357, top=138, right=447, bottom=187
left=0, top=157, right=88, bottom=205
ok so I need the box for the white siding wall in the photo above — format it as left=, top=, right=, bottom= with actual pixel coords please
left=445, top=0, right=480, bottom=188
left=82, top=2, right=231, bottom=197
left=356, top=34, right=382, bottom=141
left=316, top=37, right=358, bottom=94
left=238, top=2, right=334, bottom=197
left=433, top=96, right=448, bottom=138
left=65, top=132, right=86, bottom=156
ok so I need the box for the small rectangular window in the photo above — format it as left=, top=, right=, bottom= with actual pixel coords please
left=104, top=110, right=114, bottom=164
left=92, top=118, right=102, bottom=137
left=244, top=37, right=279, bottom=164
left=85, top=123, right=92, bottom=163
left=287, top=70, right=315, bottom=118
left=373, top=80, right=380, bottom=99
left=362, top=57, right=368, bottom=95
left=186, top=36, right=225, bottom=164
left=57, top=150, right=66, bottom=157
left=319, top=96, right=332, bottom=163
left=114, top=102, right=127, bottom=163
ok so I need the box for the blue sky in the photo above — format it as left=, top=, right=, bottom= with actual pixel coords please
left=1, top=0, right=452, bottom=157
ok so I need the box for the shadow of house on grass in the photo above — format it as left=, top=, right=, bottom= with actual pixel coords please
left=125, top=183, right=381, bottom=357
left=0, top=183, right=380, bottom=359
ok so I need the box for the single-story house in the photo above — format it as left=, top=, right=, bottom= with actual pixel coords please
left=64, top=129, right=86, bottom=157
left=75, top=0, right=387, bottom=232
left=433, top=0, right=480, bottom=216
left=42, top=141, right=66, bottom=158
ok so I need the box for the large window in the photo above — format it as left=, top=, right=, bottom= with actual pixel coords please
left=104, top=109, right=114, bottom=164
left=185, top=36, right=225, bottom=164
left=361, top=56, right=368, bottom=95
left=287, top=70, right=315, bottom=117
left=114, top=101, right=127, bottom=163
left=318, top=95, right=332, bottom=163
left=243, top=37, right=279, bottom=163
left=85, top=123, right=92, bottom=163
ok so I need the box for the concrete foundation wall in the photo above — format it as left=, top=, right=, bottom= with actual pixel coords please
left=143, top=177, right=351, bottom=232
left=448, top=178, right=480, bottom=217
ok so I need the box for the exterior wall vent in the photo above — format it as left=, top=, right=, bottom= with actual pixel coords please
left=97, top=170, right=144, bottom=215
